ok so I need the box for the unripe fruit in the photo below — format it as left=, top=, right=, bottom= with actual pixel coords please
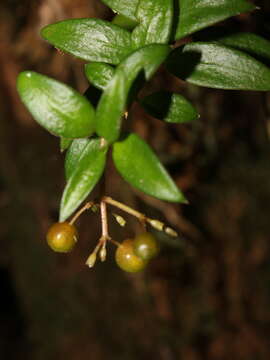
left=115, top=239, right=148, bottom=273
left=133, top=232, right=159, bottom=261
left=46, top=222, right=78, bottom=253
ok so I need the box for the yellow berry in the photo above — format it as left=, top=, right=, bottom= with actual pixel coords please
left=115, top=239, right=147, bottom=273
left=133, top=232, right=159, bottom=261
left=46, top=222, right=78, bottom=253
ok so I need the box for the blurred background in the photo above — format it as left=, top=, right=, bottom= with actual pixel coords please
left=1, top=0, right=270, bottom=359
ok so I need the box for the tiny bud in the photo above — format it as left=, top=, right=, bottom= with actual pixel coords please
left=113, top=213, right=126, bottom=227
left=100, top=138, right=108, bottom=149
left=100, top=246, right=107, bottom=262
left=86, top=253, right=97, bottom=268
left=148, top=219, right=164, bottom=232
left=165, top=227, right=178, bottom=237
left=91, top=205, right=99, bottom=213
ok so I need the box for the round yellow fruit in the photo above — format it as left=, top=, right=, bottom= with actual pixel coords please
left=133, top=232, right=159, bottom=261
left=46, top=222, right=78, bottom=253
left=115, top=239, right=148, bottom=273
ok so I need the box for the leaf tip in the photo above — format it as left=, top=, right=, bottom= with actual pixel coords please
left=182, top=197, right=189, bottom=205
left=16, top=71, right=35, bottom=95
left=20, top=70, right=33, bottom=78
left=40, top=24, right=51, bottom=40
left=17, top=70, right=32, bottom=83
left=173, top=191, right=189, bottom=204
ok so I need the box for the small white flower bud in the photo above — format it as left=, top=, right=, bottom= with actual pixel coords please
left=100, top=246, right=107, bottom=262
left=86, top=253, right=97, bottom=268
left=113, top=213, right=126, bottom=227
left=148, top=219, right=164, bottom=231
left=165, top=227, right=178, bottom=237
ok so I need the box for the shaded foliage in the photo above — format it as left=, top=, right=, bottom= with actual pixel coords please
left=0, top=0, right=270, bottom=359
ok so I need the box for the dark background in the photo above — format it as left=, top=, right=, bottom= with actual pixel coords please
left=1, top=0, right=270, bottom=359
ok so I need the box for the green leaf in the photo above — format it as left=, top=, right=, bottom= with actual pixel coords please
left=112, top=14, right=137, bottom=31
left=132, top=0, right=173, bottom=48
left=175, top=0, right=255, bottom=40
left=101, top=0, right=139, bottom=21
left=166, top=42, right=270, bottom=91
left=65, top=138, right=90, bottom=180
left=96, top=44, right=170, bottom=143
left=213, top=32, right=270, bottom=63
left=113, top=133, right=186, bottom=203
left=85, top=63, right=115, bottom=90
left=17, top=71, right=96, bottom=138
left=41, top=18, right=132, bottom=65
left=60, top=138, right=73, bottom=152
left=60, top=138, right=107, bottom=222
left=140, top=91, right=198, bottom=123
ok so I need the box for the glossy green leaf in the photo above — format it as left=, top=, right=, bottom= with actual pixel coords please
left=96, top=44, right=170, bottom=143
left=85, top=63, right=115, bottom=90
left=60, top=138, right=107, bottom=222
left=166, top=42, right=270, bottom=91
left=101, top=0, right=139, bottom=21
left=213, top=32, right=270, bottom=63
left=132, top=0, right=173, bottom=48
left=113, top=133, right=186, bottom=203
left=17, top=71, right=96, bottom=138
left=41, top=18, right=132, bottom=65
left=175, top=0, right=255, bottom=40
left=65, top=138, right=90, bottom=180
left=60, top=138, right=73, bottom=152
left=140, top=91, right=198, bottom=123
left=112, top=14, right=137, bottom=31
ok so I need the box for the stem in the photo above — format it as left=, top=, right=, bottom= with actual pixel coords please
left=102, top=196, right=146, bottom=222
left=102, top=196, right=178, bottom=237
left=69, top=201, right=94, bottom=225
left=93, top=241, right=102, bottom=254
left=98, top=200, right=111, bottom=262
left=100, top=200, right=109, bottom=242
left=108, top=238, right=121, bottom=247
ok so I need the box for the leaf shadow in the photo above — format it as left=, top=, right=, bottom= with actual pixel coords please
left=140, top=91, right=173, bottom=120
left=166, top=47, right=202, bottom=79
left=83, top=86, right=102, bottom=107
left=128, top=70, right=146, bottom=103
